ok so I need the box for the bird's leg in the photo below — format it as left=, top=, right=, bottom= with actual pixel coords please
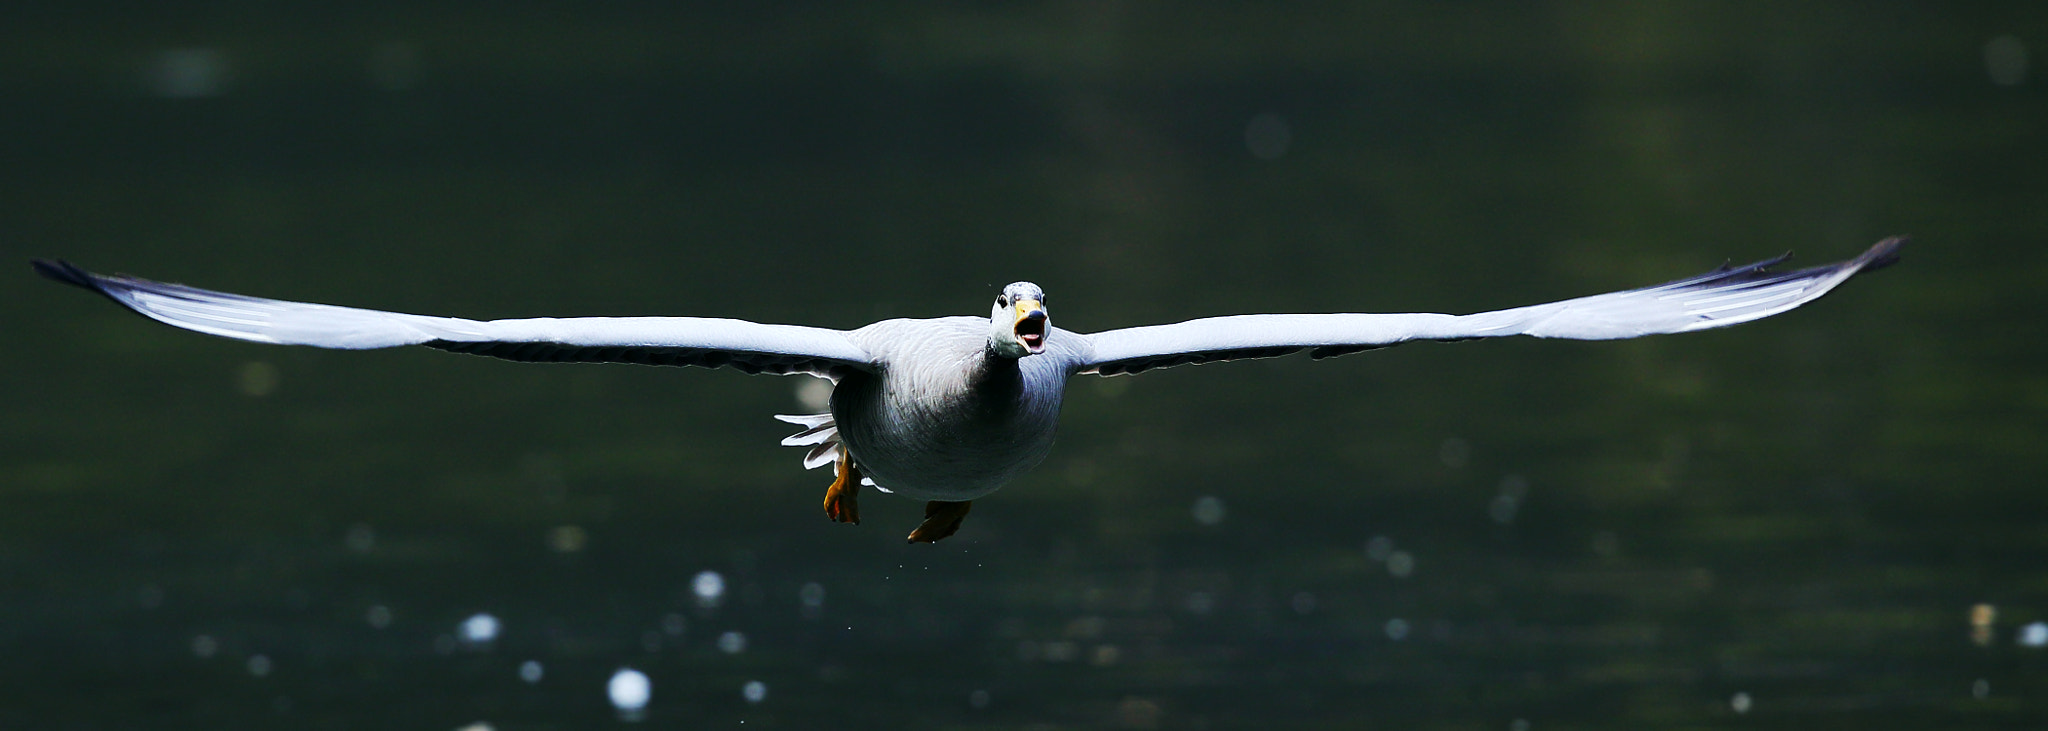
left=822, top=448, right=861, bottom=525
left=907, top=500, right=972, bottom=543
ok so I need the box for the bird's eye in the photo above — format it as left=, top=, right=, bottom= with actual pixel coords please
left=996, top=296, right=1009, bottom=307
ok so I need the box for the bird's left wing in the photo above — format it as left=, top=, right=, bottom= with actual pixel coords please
left=34, top=260, right=875, bottom=378
left=1078, top=237, right=1902, bottom=376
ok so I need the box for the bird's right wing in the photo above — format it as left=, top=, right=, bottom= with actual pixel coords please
left=1079, top=237, right=1903, bottom=376
left=34, top=260, right=876, bottom=378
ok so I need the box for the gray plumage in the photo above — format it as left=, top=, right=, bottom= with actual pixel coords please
left=32, top=237, right=1903, bottom=522
left=829, top=316, right=1083, bottom=501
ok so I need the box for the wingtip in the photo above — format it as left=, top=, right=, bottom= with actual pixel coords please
left=30, top=258, right=96, bottom=290
left=1857, top=235, right=1906, bottom=272
left=33, top=259, right=147, bottom=312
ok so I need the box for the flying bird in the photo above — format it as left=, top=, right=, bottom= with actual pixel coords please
left=33, top=237, right=1902, bottom=542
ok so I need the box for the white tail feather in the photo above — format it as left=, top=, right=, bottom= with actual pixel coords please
left=803, top=442, right=838, bottom=469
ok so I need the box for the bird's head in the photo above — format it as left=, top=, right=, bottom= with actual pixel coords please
left=989, top=281, right=1049, bottom=358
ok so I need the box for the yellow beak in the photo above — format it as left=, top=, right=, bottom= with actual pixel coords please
left=1011, top=298, right=1048, bottom=352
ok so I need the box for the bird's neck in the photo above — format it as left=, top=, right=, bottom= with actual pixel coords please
left=968, top=346, right=1026, bottom=404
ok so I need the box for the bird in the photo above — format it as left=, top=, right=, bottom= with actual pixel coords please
left=33, top=237, right=1902, bottom=543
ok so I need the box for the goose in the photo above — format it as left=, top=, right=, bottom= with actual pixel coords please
left=32, top=236, right=1902, bottom=542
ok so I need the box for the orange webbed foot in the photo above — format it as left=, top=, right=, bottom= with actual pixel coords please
left=906, top=500, right=972, bottom=543
left=822, top=450, right=861, bottom=525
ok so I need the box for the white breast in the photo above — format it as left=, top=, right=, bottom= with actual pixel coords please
left=830, top=317, right=1079, bottom=501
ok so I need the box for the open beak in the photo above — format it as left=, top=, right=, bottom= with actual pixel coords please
left=1012, top=299, right=1048, bottom=354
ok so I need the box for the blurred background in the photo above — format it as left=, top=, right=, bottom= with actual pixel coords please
left=4, top=2, right=2045, bottom=728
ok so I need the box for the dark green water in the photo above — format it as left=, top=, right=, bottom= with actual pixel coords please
left=6, top=3, right=2046, bottom=729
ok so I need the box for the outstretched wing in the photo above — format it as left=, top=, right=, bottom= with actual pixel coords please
left=1079, top=237, right=1903, bottom=376
left=33, top=260, right=876, bottom=378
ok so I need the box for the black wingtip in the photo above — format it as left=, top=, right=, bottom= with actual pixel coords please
left=32, top=258, right=138, bottom=311
left=1857, top=235, right=1906, bottom=273
left=31, top=258, right=98, bottom=291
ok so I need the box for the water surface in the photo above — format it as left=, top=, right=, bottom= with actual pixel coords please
left=4, top=3, right=2045, bottom=728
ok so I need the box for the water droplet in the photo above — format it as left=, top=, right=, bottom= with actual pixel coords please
left=519, top=660, right=544, bottom=684
left=799, top=582, right=826, bottom=608
left=458, top=613, right=500, bottom=645
left=1730, top=692, right=1752, bottom=714
left=247, top=654, right=273, bottom=678
left=693, top=571, right=727, bottom=608
left=742, top=680, right=767, bottom=704
left=661, top=613, right=687, bottom=636
left=1384, top=618, right=1411, bottom=641
left=2018, top=621, right=2048, bottom=648
left=1191, top=496, right=1227, bottom=526
left=1290, top=591, right=1316, bottom=615
left=366, top=604, right=392, bottom=629
left=608, top=668, right=651, bottom=718
left=1972, top=678, right=1991, bottom=700
left=191, top=634, right=218, bottom=659
left=1365, top=535, right=1394, bottom=562
left=969, top=689, right=991, bottom=709
left=1386, top=550, right=1416, bottom=578
left=717, top=631, right=747, bottom=654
